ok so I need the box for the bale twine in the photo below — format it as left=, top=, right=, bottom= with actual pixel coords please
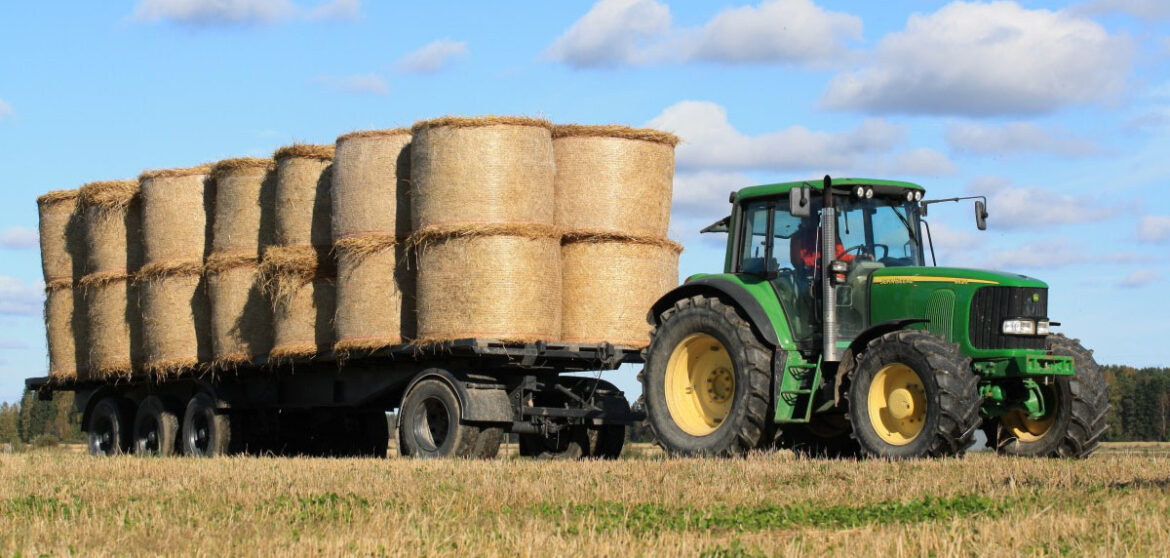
left=411, top=117, right=555, bottom=229
left=333, top=236, right=412, bottom=356
left=138, top=268, right=211, bottom=376
left=259, top=245, right=335, bottom=360
left=273, top=145, right=334, bottom=247
left=206, top=255, right=272, bottom=367
left=553, top=125, right=679, bottom=238
left=411, top=224, right=561, bottom=344
left=211, top=158, right=275, bottom=256
left=560, top=233, right=681, bottom=348
left=332, top=129, right=412, bottom=240
left=77, top=180, right=143, bottom=378
left=37, top=190, right=86, bottom=380
left=139, top=165, right=214, bottom=266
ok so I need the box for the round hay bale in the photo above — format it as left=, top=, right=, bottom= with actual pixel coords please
left=44, top=283, right=86, bottom=381
left=138, top=270, right=211, bottom=377
left=260, top=245, right=335, bottom=360
left=273, top=145, right=334, bottom=248
left=211, top=157, right=275, bottom=257
left=139, top=165, right=214, bottom=266
left=37, top=189, right=85, bottom=283
left=412, top=224, right=561, bottom=344
left=206, top=256, right=271, bottom=368
left=79, top=180, right=142, bottom=274
left=560, top=234, right=681, bottom=347
left=78, top=274, right=139, bottom=379
left=332, top=129, right=411, bottom=240
left=410, top=116, right=555, bottom=229
left=333, top=235, right=412, bottom=356
left=553, top=125, right=678, bottom=238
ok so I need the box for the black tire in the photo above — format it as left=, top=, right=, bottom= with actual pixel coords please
left=398, top=378, right=487, bottom=459
left=88, top=397, right=133, bottom=456
left=182, top=392, right=235, bottom=457
left=133, top=396, right=180, bottom=457
left=588, top=425, right=626, bottom=459
left=641, top=295, right=771, bottom=457
left=847, top=330, right=981, bottom=459
left=778, top=413, right=861, bottom=459
left=519, top=426, right=591, bottom=459
left=985, top=335, right=1110, bottom=458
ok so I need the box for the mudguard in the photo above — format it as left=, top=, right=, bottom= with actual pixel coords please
left=649, top=277, right=781, bottom=348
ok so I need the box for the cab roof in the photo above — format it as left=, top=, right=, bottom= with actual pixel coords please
left=736, top=177, right=924, bottom=201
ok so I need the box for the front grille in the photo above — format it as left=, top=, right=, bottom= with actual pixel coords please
left=969, top=287, right=1047, bottom=350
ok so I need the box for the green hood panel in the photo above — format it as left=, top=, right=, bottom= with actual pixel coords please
left=870, top=267, right=1047, bottom=289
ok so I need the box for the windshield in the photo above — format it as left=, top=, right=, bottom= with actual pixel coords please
left=835, top=196, right=923, bottom=267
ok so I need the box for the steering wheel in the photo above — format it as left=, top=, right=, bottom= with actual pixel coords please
left=841, top=244, right=873, bottom=261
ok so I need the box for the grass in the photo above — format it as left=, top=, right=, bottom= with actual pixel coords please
left=0, top=446, right=1168, bottom=556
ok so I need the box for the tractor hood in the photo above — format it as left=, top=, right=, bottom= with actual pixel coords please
left=869, top=267, right=1047, bottom=289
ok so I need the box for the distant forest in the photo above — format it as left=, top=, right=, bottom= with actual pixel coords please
left=3, top=365, right=1168, bottom=447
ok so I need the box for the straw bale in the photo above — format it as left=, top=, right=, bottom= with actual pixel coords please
left=553, top=125, right=676, bottom=237
left=334, top=239, right=412, bottom=356
left=270, top=277, right=335, bottom=361
left=140, top=272, right=212, bottom=377
left=44, top=285, right=85, bottom=381
left=274, top=147, right=333, bottom=247
left=258, top=244, right=333, bottom=301
left=333, top=234, right=398, bottom=262
left=408, top=223, right=561, bottom=247
left=205, top=253, right=259, bottom=274
left=415, top=233, right=560, bottom=343
left=332, top=130, right=411, bottom=239
left=81, top=276, right=140, bottom=379
left=207, top=264, right=271, bottom=368
left=139, top=168, right=213, bottom=266
left=412, top=116, right=553, bottom=132
left=138, top=261, right=205, bottom=281
left=411, top=118, right=555, bottom=229
left=37, top=189, right=85, bottom=283
left=79, top=181, right=142, bottom=275
left=561, top=237, right=681, bottom=347
left=211, top=158, right=275, bottom=256
left=139, top=164, right=213, bottom=181
left=336, top=128, right=411, bottom=142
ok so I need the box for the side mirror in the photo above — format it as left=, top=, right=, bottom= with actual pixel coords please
left=790, top=187, right=811, bottom=217
left=975, top=200, right=988, bottom=231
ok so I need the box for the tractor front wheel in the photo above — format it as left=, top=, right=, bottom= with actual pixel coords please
left=641, top=295, right=771, bottom=457
left=847, top=330, right=981, bottom=459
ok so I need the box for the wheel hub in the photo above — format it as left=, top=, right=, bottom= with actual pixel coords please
left=664, top=333, right=735, bottom=437
left=867, top=363, right=927, bottom=445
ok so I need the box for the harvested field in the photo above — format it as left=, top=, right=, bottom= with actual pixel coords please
left=1, top=447, right=1167, bottom=556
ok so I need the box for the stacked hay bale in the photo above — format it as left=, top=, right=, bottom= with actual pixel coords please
left=206, top=158, right=275, bottom=368
left=36, top=190, right=87, bottom=381
left=553, top=125, right=681, bottom=347
left=410, top=117, right=560, bottom=343
left=77, top=180, right=142, bottom=378
left=138, top=165, right=214, bottom=376
left=261, top=145, right=335, bottom=360
left=331, top=129, right=412, bottom=356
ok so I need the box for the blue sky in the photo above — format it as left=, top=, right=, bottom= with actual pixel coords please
left=1, top=0, right=1168, bottom=403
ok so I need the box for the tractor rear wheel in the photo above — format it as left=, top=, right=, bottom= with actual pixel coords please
left=642, top=295, right=770, bottom=457
left=984, top=335, right=1109, bottom=458
left=847, top=330, right=981, bottom=459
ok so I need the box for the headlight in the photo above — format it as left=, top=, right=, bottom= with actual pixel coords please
left=1002, top=319, right=1036, bottom=336
left=1035, top=320, right=1050, bottom=336
left=915, top=191, right=923, bottom=201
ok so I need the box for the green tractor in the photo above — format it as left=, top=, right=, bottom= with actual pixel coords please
left=641, top=176, right=1109, bottom=459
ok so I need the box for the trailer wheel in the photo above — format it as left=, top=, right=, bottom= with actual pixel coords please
left=133, top=396, right=180, bottom=457
left=985, top=335, right=1110, bottom=458
left=519, top=426, right=591, bottom=459
left=88, top=397, right=132, bottom=456
left=847, top=330, right=981, bottom=459
left=398, top=378, right=487, bottom=459
left=182, top=392, right=234, bottom=457
left=589, top=425, right=626, bottom=459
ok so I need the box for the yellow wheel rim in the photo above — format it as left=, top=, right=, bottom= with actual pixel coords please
left=867, top=363, right=927, bottom=445
left=664, top=333, right=735, bottom=437
left=1001, top=391, right=1057, bottom=442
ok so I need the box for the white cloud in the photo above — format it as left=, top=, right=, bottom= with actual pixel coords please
left=672, top=171, right=752, bottom=218
left=0, top=99, right=11, bottom=121
left=980, top=237, right=1135, bottom=270
left=0, top=339, right=28, bottom=350
left=1118, top=270, right=1161, bottom=288
left=545, top=0, right=860, bottom=68
left=969, top=176, right=1117, bottom=230
left=130, top=0, right=358, bottom=25
left=921, top=220, right=985, bottom=264
left=312, top=73, right=388, bottom=96
left=946, top=122, right=1098, bottom=156
left=822, top=2, right=1132, bottom=116
left=0, top=227, right=37, bottom=250
left=1137, top=216, right=1170, bottom=243
left=1079, top=0, right=1170, bottom=20
left=882, top=148, right=956, bottom=177
left=0, top=276, right=43, bottom=317
left=647, top=100, right=903, bottom=172
left=396, top=40, right=469, bottom=74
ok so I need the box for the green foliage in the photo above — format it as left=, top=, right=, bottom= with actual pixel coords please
left=1102, top=366, right=1170, bottom=442
left=7, top=391, right=84, bottom=445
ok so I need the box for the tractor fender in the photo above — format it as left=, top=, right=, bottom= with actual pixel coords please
left=401, top=368, right=512, bottom=424
left=649, top=277, right=780, bottom=348
left=833, top=318, right=930, bottom=405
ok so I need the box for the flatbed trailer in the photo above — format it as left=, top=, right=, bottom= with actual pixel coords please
left=26, top=339, right=644, bottom=459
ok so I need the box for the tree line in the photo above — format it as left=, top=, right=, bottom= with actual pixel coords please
left=3, top=365, right=1168, bottom=447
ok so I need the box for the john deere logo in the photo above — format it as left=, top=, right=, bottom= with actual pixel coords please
left=1032, top=293, right=1041, bottom=303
